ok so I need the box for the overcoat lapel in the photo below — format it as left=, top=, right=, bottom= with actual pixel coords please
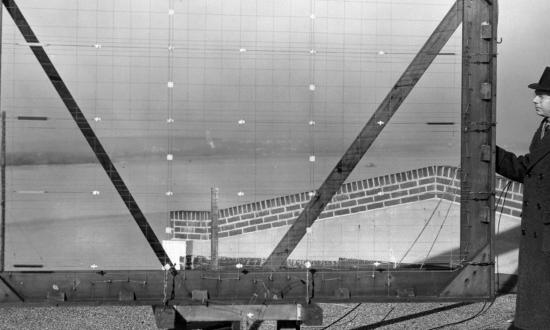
left=526, top=120, right=550, bottom=173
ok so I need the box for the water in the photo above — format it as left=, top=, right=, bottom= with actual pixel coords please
left=4, top=149, right=459, bottom=270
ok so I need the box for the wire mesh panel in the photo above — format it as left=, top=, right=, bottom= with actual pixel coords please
left=0, top=0, right=497, bottom=303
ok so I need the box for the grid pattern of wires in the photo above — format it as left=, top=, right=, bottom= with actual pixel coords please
left=2, top=0, right=462, bottom=270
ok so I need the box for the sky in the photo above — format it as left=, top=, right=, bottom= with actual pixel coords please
left=0, top=0, right=547, bottom=269
left=1, top=0, right=460, bottom=160
left=1, top=0, right=546, bottom=157
left=496, top=0, right=550, bottom=150
left=0, top=0, right=548, bottom=201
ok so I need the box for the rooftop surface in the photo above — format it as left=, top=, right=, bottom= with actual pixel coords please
left=0, top=294, right=516, bottom=329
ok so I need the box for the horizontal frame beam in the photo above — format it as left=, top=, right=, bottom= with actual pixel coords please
left=0, top=268, right=487, bottom=305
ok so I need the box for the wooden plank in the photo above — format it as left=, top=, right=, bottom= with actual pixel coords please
left=440, top=245, right=493, bottom=297
left=211, top=188, right=220, bottom=271
left=0, top=269, right=461, bottom=305
left=174, top=304, right=301, bottom=322
left=0, top=4, right=4, bottom=273
left=0, top=275, right=23, bottom=302
left=459, top=0, right=497, bottom=298
left=152, top=305, right=177, bottom=329
left=1, top=0, right=175, bottom=271
left=263, top=0, right=464, bottom=270
left=0, top=112, right=4, bottom=273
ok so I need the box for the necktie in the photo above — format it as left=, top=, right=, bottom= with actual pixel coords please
left=542, top=120, right=550, bottom=140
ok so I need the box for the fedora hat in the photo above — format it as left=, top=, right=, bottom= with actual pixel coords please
left=528, top=66, right=550, bottom=92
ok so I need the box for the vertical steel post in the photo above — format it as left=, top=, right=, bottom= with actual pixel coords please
left=210, top=187, right=219, bottom=271
left=460, top=0, right=498, bottom=296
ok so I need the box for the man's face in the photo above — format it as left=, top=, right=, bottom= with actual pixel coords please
left=533, top=90, right=550, bottom=117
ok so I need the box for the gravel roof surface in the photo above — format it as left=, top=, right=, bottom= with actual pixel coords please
left=0, top=294, right=516, bottom=330
left=304, top=294, right=516, bottom=330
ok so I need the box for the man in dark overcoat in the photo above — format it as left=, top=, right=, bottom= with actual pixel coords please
left=496, top=67, right=550, bottom=329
